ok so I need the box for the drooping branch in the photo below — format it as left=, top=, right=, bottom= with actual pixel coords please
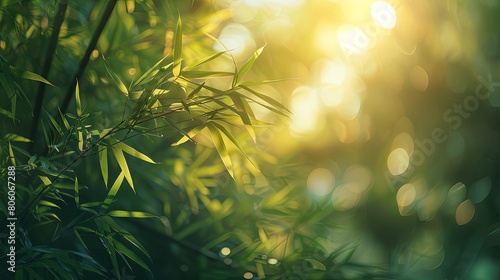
left=29, top=0, right=69, bottom=154
left=59, top=0, right=117, bottom=114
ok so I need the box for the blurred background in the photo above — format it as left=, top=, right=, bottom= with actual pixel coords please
left=1, top=0, right=500, bottom=279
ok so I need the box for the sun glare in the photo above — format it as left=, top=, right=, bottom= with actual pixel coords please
left=371, top=1, right=397, bottom=29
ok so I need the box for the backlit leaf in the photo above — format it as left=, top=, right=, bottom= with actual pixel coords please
left=173, top=16, right=182, bottom=77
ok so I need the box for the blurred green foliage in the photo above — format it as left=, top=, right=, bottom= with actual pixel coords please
left=1, top=0, right=500, bottom=280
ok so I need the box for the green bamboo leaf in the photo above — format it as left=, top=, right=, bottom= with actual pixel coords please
left=108, top=139, right=155, bottom=164
left=187, top=82, right=205, bottom=99
left=171, top=125, right=205, bottom=146
left=10, top=66, right=54, bottom=86
left=103, top=58, right=129, bottom=96
left=39, top=200, right=60, bottom=208
left=304, top=259, right=326, bottom=271
left=113, top=239, right=151, bottom=272
left=173, top=16, right=182, bottom=77
left=112, top=146, right=134, bottom=191
left=208, top=121, right=259, bottom=171
left=100, top=172, right=125, bottom=212
left=133, top=57, right=172, bottom=88
left=0, top=107, right=14, bottom=119
left=206, top=123, right=234, bottom=179
left=182, top=70, right=234, bottom=79
left=58, top=108, right=71, bottom=130
left=106, top=237, right=120, bottom=275
left=107, top=210, right=157, bottom=219
left=3, top=133, right=32, bottom=142
left=74, top=228, right=89, bottom=251
left=8, top=141, right=15, bottom=166
left=239, top=85, right=292, bottom=115
left=235, top=44, right=266, bottom=86
left=239, top=79, right=290, bottom=87
left=98, top=145, right=108, bottom=188
left=101, top=216, right=151, bottom=260
left=75, top=79, right=82, bottom=116
left=45, top=110, right=62, bottom=135
left=74, top=177, right=79, bottom=206
left=183, top=51, right=226, bottom=71
left=229, top=94, right=256, bottom=142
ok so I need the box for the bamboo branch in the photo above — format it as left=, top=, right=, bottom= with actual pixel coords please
left=59, top=0, right=118, bottom=114
left=29, top=0, right=69, bottom=154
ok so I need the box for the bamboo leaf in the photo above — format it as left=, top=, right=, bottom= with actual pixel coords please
left=113, top=239, right=151, bottom=272
left=10, top=66, right=54, bottom=86
left=75, top=79, right=82, bottom=116
left=8, top=141, right=15, bottom=166
left=100, top=172, right=125, bottom=212
left=304, top=259, right=326, bottom=271
left=107, top=210, right=157, bottom=219
left=235, top=44, right=266, bottom=86
left=229, top=94, right=256, bottom=142
left=98, top=145, right=108, bottom=188
left=171, top=125, right=205, bottom=146
left=74, top=228, right=89, bottom=251
left=74, top=177, right=79, bottom=206
left=208, top=121, right=259, bottom=171
left=133, top=57, right=172, bottom=88
left=183, top=51, right=226, bottom=71
left=182, top=70, right=234, bottom=79
left=173, top=16, right=182, bottom=77
left=3, top=133, right=32, bottom=142
left=112, top=146, right=134, bottom=191
left=187, top=82, right=205, bottom=99
left=239, top=85, right=291, bottom=115
left=108, top=139, right=155, bottom=164
left=104, top=58, right=129, bottom=96
left=206, top=123, right=234, bottom=179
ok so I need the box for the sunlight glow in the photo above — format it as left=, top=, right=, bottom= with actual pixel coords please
left=397, top=183, right=416, bottom=215
left=388, top=148, right=409, bottom=176
left=456, top=199, right=475, bottom=225
left=307, top=168, right=335, bottom=197
left=243, top=272, right=254, bottom=279
left=220, top=247, right=231, bottom=256
left=289, top=86, right=322, bottom=134
left=371, top=1, right=397, bottom=29
left=214, top=23, right=255, bottom=59
left=337, top=25, right=370, bottom=55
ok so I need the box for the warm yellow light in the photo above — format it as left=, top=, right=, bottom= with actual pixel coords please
left=307, top=168, right=335, bottom=196
left=371, top=1, right=397, bottom=29
left=243, top=272, right=254, bottom=279
left=220, top=247, right=231, bottom=256
left=337, top=25, right=370, bottom=55
left=267, top=258, right=278, bottom=265
left=214, top=23, right=255, bottom=59
left=387, top=148, right=409, bottom=176
left=289, top=86, right=322, bottom=134
left=456, top=199, right=475, bottom=225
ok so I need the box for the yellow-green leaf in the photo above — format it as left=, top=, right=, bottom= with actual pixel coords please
left=100, top=172, right=125, bottom=212
left=98, top=145, right=108, bottom=187
left=235, top=44, right=266, bottom=86
left=173, top=16, right=182, bottom=77
left=10, top=66, right=54, bottom=86
left=3, top=133, right=32, bottom=142
left=75, top=79, right=82, bottom=116
left=206, top=123, right=234, bottom=179
left=111, top=146, right=134, bottom=191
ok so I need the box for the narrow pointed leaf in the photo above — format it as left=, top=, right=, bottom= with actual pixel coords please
left=182, top=70, right=234, bottom=79
left=98, top=145, right=108, bottom=187
left=171, top=125, right=205, bottom=146
left=104, top=58, right=129, bottom=96
left=108, top=139, right=155, bottom=164
left=187, top=82, right=205, bottom=99
left=206, top=123, right=234, bottom=179
left=74, top=177, right=79, bottom=206
left=173, top=16, right=182, bottom=77
left=10, top=66, right=54, bottom=86
left=184, top=51, right=226, bottom=71
left=75, top=79, right=82, bottom=116
left=101, top=172, right=125, bottom=212
left=111, top=147, right=134, bottom=191
left=235, top=44, right=266, bottom=85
